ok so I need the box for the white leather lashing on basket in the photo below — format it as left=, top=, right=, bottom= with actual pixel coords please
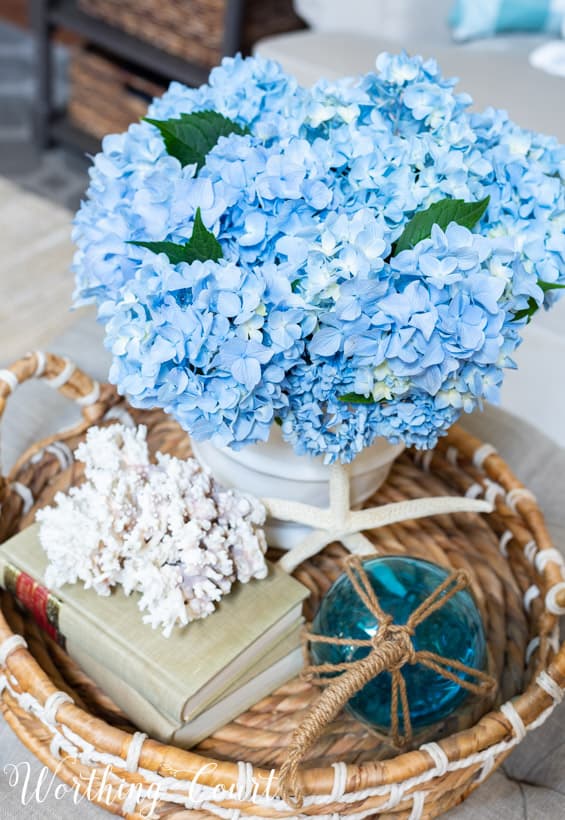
left=11, top=481, right=34, bottom=514
left=478, top=754, right=496, bottom=783
left=49, top=728, right=79, bottom=761
left=381, top=782, right=402, bottom=810
left=523, top=585, right=540, bottom=613
left=536, top=671, right=564, bottom=704
left=546, top=582, right=565, bottom=615
left=484, top=480, right=504, bottom=506
left=408, top=791, right=426, bottom=820
left=465, top=482, right=483, bottom=499
left=524, top=540, right=537, bottom=564
left=237, top=761, right=254, bottom=801
left=104, top=406, right=136, bottom=428
left=506, top=487, right=537, bottom=513
left=535, top=548, right=565, bottom=572
left=499, top=530, right=513, bottom=557
left=420, top=743, right=449, bottom=777
left=44, top=691, right=73, bottom=725
left=526, top=637, right=540, bottom=664
left=421, top=450, right=434, bottom=472
left=473, top=443, right=496, bottom=468
left=121, top=788, right=140, bottom=815
left=31, top=350, right=47, bottom=377
left=44, top=442, right=74, bottom=471
left=0, top=370, right=18, bottom=393
left=44, top=358, right=76, bottom=389
left=330, top=762, right=348, bottom=801
left=0, top=634, right=28, bottom=665
left=76, top=381, right=101, bottom=408
left=126, top=732, right=148, bottom=772
left=500, top=702, right=526, bottom=741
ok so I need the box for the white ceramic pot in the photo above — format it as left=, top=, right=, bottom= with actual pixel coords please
left=192, top=427, right=404, bottom=550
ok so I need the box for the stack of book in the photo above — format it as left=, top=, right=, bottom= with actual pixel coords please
left=0, top=524, right=308, bottom=745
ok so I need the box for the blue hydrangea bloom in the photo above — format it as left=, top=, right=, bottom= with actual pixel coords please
left=73, top=53, right=565, bottom=462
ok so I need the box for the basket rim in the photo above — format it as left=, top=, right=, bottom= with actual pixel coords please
left=1, top=351, right=564, bottom=811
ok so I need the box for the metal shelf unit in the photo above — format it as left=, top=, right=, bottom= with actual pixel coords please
left=30, top=0, right=246, bottom=152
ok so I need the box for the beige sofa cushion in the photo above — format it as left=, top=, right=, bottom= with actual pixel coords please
left=295, top=0, right=453, bottom=45
left=293, top=0, right=550, bottom=53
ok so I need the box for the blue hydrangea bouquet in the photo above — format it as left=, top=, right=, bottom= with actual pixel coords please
left=73, top=52, right=565, bottom=471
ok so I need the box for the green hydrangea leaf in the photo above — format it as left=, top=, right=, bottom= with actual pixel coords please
left=128, top=241, right=190, bottom=265
left=186, top=207, right=223, bottom=261
left=338, top=392, right=376, bottom=405
left=540, top=280, right=565, bottom=293
left=392, top=196, right=490, bottom=256
left=144, top=110, right=250, bottom=170
left=512, top=297, right=538, bottom=323
left=130, top=208, right=222, bottom=265
left=512, top=281, right=565, bottom=323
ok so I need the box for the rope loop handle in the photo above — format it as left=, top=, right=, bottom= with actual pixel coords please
left=0, top=352, right=113, bottom=502
left=0, top=352, right=108, bottom=422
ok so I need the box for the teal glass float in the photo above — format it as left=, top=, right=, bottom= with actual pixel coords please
left=311, top=556, right=488, bottom=734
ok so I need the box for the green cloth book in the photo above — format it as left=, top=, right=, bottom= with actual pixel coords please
left=0, top=524, right=308, bottom=729
left=69, top=630, right=304, bottom=745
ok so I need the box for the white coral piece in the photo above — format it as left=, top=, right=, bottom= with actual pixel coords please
left=36, top=424, right=268, bottom=636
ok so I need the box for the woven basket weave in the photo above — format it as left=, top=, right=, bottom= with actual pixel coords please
left=69, top=47, right=166, bottom=140
left=78, top=0, right=305, bottom=68
left=1, top=351, right=564, bottom=819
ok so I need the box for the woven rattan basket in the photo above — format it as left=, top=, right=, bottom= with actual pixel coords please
left=78, top=0, right=305, bottom=67
left=69, top=47, right=166, bottom=140
left=1, top=351, right=564, bottom=819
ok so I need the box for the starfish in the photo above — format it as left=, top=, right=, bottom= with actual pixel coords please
left=262, top=462, right=493, bottom=573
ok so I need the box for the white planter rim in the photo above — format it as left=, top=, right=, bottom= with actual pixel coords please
left=192, top=428, right=405, bottom=550
left=214, top=426, right=405, bottom=483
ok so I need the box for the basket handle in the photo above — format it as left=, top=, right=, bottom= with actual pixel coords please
left=0, top=351, right=106, bottom=421
left=0, top=351, right=109, bottom=489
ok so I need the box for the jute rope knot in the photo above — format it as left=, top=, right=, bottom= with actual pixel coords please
left=379, top=625, right=417, bottom=668
left=278, top=556, right=497, bottom=807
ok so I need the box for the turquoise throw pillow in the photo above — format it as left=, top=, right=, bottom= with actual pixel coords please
left=450, top=0, right=565, bottom=41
